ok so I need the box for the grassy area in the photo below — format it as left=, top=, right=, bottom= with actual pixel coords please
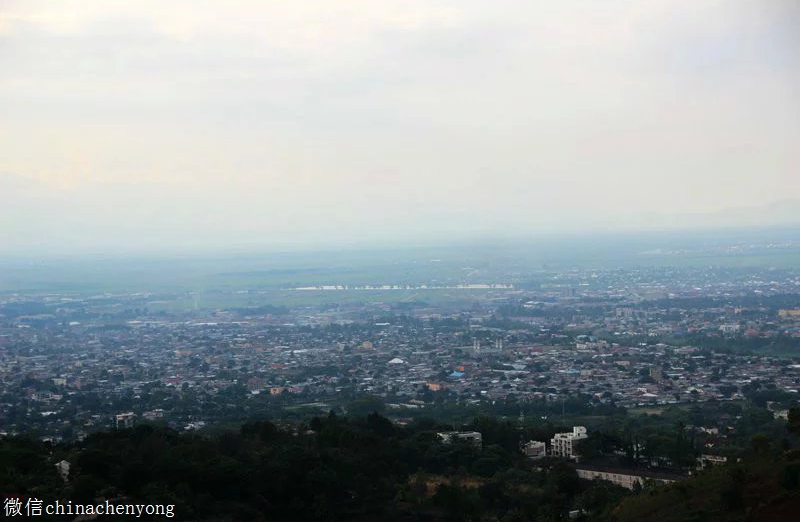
left=627, top=408, right=666, bottom=416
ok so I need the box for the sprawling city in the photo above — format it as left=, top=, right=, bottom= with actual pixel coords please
left=3, top=243, right=800, bottom=440
left=0, top=233, right=799, bottom=520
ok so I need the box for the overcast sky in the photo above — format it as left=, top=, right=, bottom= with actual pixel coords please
left=1, top=1, right=798, bottom=254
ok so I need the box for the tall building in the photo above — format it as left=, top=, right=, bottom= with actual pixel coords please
left=550, top=426, right=588, bottom=459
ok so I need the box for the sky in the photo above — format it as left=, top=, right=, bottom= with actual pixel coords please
left=1, top=0, right=798, bottom=255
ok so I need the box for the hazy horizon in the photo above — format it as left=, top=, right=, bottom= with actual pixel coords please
left=2, top=1, right=798, bottom=255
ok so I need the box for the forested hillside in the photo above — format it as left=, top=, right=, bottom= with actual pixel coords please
left=1, top=412, right=799, bottom=521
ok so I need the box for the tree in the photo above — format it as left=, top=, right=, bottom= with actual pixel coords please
left=788, top=408, right=800, bottom=437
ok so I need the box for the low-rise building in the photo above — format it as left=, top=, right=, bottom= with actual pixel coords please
left=575, top=464, right=684, bottom=490
left=697, top=454, right=727, bottom=469
left=437, top=431, right=483, bottom=448
left=114, top=412, right=136, bottom=429
left=522, top=440, right=547, bottom=459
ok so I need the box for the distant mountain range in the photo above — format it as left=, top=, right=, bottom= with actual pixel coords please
left=637, top=199, right=800, bottom=230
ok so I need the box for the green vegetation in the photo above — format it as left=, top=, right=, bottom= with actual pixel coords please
left=0, top=414, right=626, bottom=521
left=614, top=451, right=800, bottom=522
left=2, top=409, right=800, bottom=521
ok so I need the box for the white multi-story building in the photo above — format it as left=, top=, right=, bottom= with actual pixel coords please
left=550, top=426, right=587, bottom=459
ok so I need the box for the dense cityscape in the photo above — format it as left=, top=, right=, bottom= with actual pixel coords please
left=2, top=250, right=800, bottom=522
left=3, top=255, right=798, bottom=441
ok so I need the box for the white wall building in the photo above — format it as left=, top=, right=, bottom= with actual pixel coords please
left=550, top=426, right=588, bottom=459
left=522, top=440, right=547, bottom=459
left=575, top=465, right=681, bottom=490
left=114, top=412, right=136, bottom=429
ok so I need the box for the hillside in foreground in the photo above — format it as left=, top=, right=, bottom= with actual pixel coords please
left=2, top=412, right=800, bottom=521
left=614, top=450, right=800, bottom=522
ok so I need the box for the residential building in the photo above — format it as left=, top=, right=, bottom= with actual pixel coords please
left=550, top=426, right=588, bottom=459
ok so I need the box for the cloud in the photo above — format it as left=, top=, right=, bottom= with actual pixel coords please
left=0, top=1, right=798, bottom=254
